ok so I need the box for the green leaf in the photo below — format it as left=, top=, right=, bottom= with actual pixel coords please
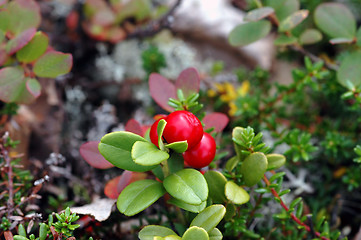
left=190, top=205, right=226, bottom=233
left=33, top=51, right=73, bottom=78
left=209, top=228, right=222, bottom=240
left=225, top=181, right=250, bottom=205
left=18, top=224, right=26, bottom=237
left=139, top=225, right=177, bottom=240
left=168, top=153, right=184, bottom=174
left=265, top=0, right=299, bottom=22
left=329, top=38, right=354, bottom=45
left=229, top=20, right=271, bottom=46
left=157, top=119, right=167, bottom=150
left=266, top=153, right=286, bottom=170
left=244, top=7, right=274, bottom=22
left=16, top=31, right=49, bottom=63
left=299, top=29, right=322, bottom=45
left=168, top=198, right=206, bottom=213
left=13, top=236, right=29, bottom=240
left=204, top=171, right=227, bottom=203
left=337, top=51, right=361, bottom=88
left=163, top=169, right=208, bottom=205
left=99, top=131, right=156, bottom=172
left=240, top=152, right=268, bottom=187
left=182, top=226, right=209, bottom=240
left=6, top=28, right=36, bottom=55
left=117, top=179, right=165, bottom=216
left=274, top=34, right=298, bottom=46
left=0, top=30, right=5, bottom=43
left=279, top=10, right=308, bottom=32
left=132, top=141, right=169, bottom=166
left=26, top=78, right=41, bottom=98
left=165, top=236, right=182, bottom=240
left=356, top=27, right=361, bottom=47
left=225, top=156, right=239, bottom=172
left=165, top=141, right=188, bottom=153
left=224, top=203, right=236, bottom=221
left=314, top=3, right=356, bottom=39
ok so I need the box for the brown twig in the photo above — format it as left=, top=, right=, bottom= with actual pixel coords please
left=263, top=174, right=329, bottom=240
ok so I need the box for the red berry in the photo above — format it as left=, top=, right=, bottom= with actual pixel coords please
left=183, top=132, right=216, bottom=168
left=150, top=117, right=167, bottom=147
left=163, top=110, right=203, bottom=149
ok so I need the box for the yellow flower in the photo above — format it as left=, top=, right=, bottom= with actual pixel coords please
left=237, top=80, right=250, bottom=97
left=228, top=102, right=237, bottom=116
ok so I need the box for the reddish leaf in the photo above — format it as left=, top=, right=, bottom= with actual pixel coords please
left=175, top=67, right=200, bottom=97
left=4, top=231, right=13, bottom=240
left=66, top=10, right=79, bottom=31
left=203, top=112, right=229, bottom=133
left=80, top=141, right=114, bottom=169
left=6, top=28, right=36, bottom=55
left=125, top=119, right=144, bottom=136
left=149, top=73, right=176, bottom=112
left=0, top=49, right=7, bottom=65
left=104, top=171, right=147, bottom=199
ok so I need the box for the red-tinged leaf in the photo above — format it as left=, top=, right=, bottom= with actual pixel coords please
left=80, top=141, right=114, bottom=169
left=66, top=11, right=79, bottom=31
left=4, top=231, right=13, bottom=240
left=108, top=26, right=126, bottom=43
left=16, top=31, right=49, bottom=63
left=175, top=67, right=200, bottom=97
left=104, top=171, right=147, bottom=199
left=203, top=112, right=229, bottom=133
left=149, top=73, right=176, bottom=112
left=6, top=28, right=36, bottom=55
left=0, top=49, right=7, bottom=65
left=26, top=78, right=41, bottom=98
left=125, top=119, right=144, bottom=136
left=33, top=51, right=73, bottom=78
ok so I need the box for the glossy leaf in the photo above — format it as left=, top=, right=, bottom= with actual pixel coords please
left=203, top=112, right=229, bottom=133
left=149, top=73, right=176, bottom=112
left=6, top=28, right=36, bottom=55
left=132, top=141, right=169, bottom=166
left=244, top=7, right=274, bottom=22
left=13, top=236, right=28, bottom=240
left=175, top=67, right=200, bottom=98
left=163, top=168, right=208, bottom=205
left=225, top=181, right=250, bottom=205
left=165, top=141, right=188, bottom=153
left=25, top=78, right=41, bottom=98
left=182, top=226, right=208, bottom=240
left=165, top=236, right=182, bottom=240
left=314, top=3, right=356, bottom=39
left=157, top=119, right=167, bottom=150
left=204, top=171, right=227, bottom=203
left=190, top=204, right=226, bottom=233
left=168, top=198, right=206, bottom=213
left=33, top=51, right=73, bottom=78
left=168, top=153, right=184, bottom=174
left=225, top=156, right=238, bottom=172
left=266, top=153, right=286, bottom=170
left=337, top=51, right=361, bottom=88
left=39, top=223, right=47, bottom=240
left=299, top=29, right=322, bottom=45
left=274, top=34, right=297, bottom=46
left=99, top=131, right=156, bottom=172
left=209, top=228, right=222, bottom=240
left=240, top=152, right=268, bottom=187
left=265, top=0, right=299, bottom=22
left=125, top=119, right=144, bottom=136
left=139, top=225, right=177, bottom=240
left=279, top=10, right=309, bottom=32
left=16, top=31, right=49, bottom=63
left=80, top=141, right=114, bottom=169
left=229, top=20, right=271, bottom=46
left=117, top=179, right=165, bottom=216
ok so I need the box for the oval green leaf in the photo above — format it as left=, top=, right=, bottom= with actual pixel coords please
left=117, top=179, right=165, bottom=216
left=240, top=152, right=268, bottom=187
left=190, top=204, right=226, bottom=233
left=266, top=153, right=286, bottom=170
left=168, top=198, right=206, bottom=213
left=225, top=181, right=250, bottom=205
left=165, top=141, right=188, bottom=153
left=279, top=10, right=308, bottom=32
left=13, top=236, right=28, bottom=240
left=33, top=51, right=73, bottom=78
left=39, top=223, right=48, bottom=240
left=244, top=7, right=274, bottom=22
left=168, top=153, right=184, bottom=174
left=132, top=141, right=169, bottom=166
left=314, top=3, right=356, bottom=39
left=299, top=29, right=322, bottom=45
left=26, top=78, right=41, bottom=98
left=204, top=171, right=227, bottom=203
left=229, top=20, right=271, bottom=47
left=99, top=131, right=156, bottom=172
left=337, top=51, right=361, bottom=88
left=274, top=34, right=298, bottom=46
left=16, top=31, right=49, bottom=63
left=182, top=226, right=209, bottom=240
left=157, top=119, right=167, bottom=150
left=139, top=225, right=177, bottom=240
left=163, top=168, right=208, bottom=205
left=165, top=236, right=182, bottom=240
left=265, top=0, right=299, bottom=22
left=6, top=27, right=36, bottom=55
left=225, top=156, right=239, bottom=172
left=209, top=228, right=222, bottom=240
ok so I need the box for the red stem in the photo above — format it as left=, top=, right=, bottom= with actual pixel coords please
left=263, top=175, right=329, bottom=240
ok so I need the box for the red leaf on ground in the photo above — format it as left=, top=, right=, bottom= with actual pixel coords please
left=79, top=141, right=114, bottom=169
left=125, top=119, right=144, bottom=136
left=6, top=28, right=36, bottom=55
left=203, top=112, right=229, bottom=133
left=149, top=73, right=176, bottom=112
left=104, top=175, right=121, bottom=199
left=175, top=67, right=200, bottom=97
